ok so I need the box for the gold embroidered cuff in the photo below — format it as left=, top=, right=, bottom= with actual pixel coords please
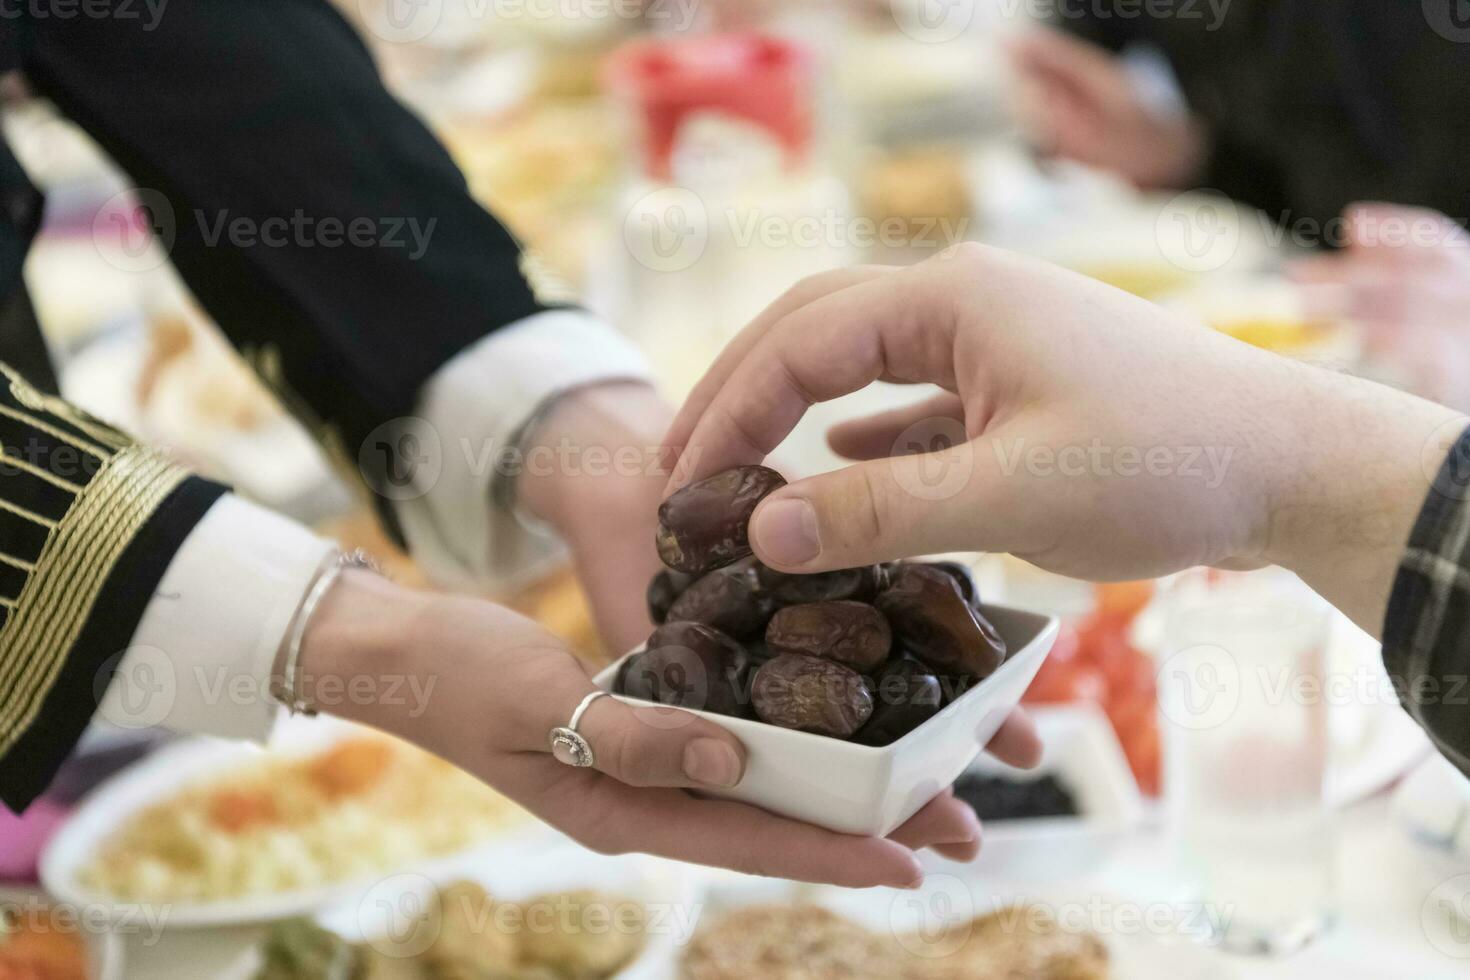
left=0, top=446, right=189, bottom=754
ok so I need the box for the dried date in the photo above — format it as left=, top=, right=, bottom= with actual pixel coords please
left=765, top=600, right=892, bottom=672
left=656, top=465, right=786, bottom=574
left=876, top=564, right=1006, bottom=680
left=753, top=564, right=885, bottom=605
left=646, top=568, right=694, bottom=624
left=617, top=621, right=751, bottom=718
left=926, top=561, right=979, bottom=607
left=667, top=558, right=773, bottom=637
left=751, top=654, right=873, bottom=738
left=855, top=656, right=944, bottom=746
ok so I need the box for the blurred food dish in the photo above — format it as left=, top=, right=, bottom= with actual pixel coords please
left=1024, top=588, right=1161, bottom=797
left=0, top=901, right=90, bottom=980
left=952, top=772, right=1078, bottom=822
left=251, top=881, right=646, bottom=980
left=1157, top=275, right=1358, bottom=362
left=78, top=736, right=523, bottom=903
left=680, top=901, right=1108, bottom=980
left=438, top=101, right=622, bottom=287
left=0, top=888, right=123, bottom=980
left=43, top=723, right=531, bottom=926
left=857, top=147, right=973, bottom=246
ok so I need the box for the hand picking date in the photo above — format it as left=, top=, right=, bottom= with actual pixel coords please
left=751, top=654, right=873, bottom=738
left=656, top=465, right=786, bottom=574
left=667, top=558, right=773, bottom=637
left=765, top=600, right=892, bottom=672
left=876, top=564, right=1007, bottom=680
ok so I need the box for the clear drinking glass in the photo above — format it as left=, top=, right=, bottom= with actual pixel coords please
left=1161, top=567, right=1336, bottom=955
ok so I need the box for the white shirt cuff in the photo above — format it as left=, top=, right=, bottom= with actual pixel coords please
left=394, top=310, right=653, bottom=591
left=98, top=494, right=336, bottom=741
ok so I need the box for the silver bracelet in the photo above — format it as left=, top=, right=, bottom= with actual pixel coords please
left=273, top=548, right=381, bottom=716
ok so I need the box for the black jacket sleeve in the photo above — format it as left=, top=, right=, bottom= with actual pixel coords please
left=21, top=0, right=550, bottom=534
left=0, top=364, right=226, bottom=813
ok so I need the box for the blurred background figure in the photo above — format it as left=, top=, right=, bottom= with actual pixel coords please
left=1293, top=203, right=1470, bottom=413
left=1009, top=1, right=1470, bottom=231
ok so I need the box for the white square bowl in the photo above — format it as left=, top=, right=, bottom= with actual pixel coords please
left=592, top=603, right=1059, bottom=837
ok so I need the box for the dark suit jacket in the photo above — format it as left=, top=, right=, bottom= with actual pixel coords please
left=0, top=0, right=551, bottom=810
left=1058, top=0, right=1470, bottom=232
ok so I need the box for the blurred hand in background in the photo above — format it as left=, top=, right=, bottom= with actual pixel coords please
left=1007, top=29, right=1206, bottom=190
left=1292, top=203, right=1470, bottom=414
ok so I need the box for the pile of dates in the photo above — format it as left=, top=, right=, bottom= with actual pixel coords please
left=614, top=465, right=1008, bottom=746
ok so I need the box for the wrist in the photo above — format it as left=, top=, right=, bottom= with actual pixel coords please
left=1262, top=366, right=1462, bottom=632
left=290, top=568, right=430, bottom=730
left=516, top=381, right=674, bottom=535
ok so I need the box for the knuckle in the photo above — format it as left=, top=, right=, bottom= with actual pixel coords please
left=855, top=467, right=889, bottom=545
left=611, top=726, right=664, bottom=789
left=730, top=840, right=781, bottom=881
left=939, top=240, right=990, bottom=269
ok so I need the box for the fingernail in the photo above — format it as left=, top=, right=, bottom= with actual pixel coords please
left=683, top=738, right=742, bottom=788
left=753, top=497, right=820, bottom=566
left=904, top=873, right=926, bottom=891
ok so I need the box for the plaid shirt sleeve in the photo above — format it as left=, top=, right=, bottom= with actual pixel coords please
left=1382, top=424, right=1470, bottom=778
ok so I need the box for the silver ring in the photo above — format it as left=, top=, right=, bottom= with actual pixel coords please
left=549, top=690, right=608, bottom=768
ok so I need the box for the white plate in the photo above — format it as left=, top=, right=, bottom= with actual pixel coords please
left=126, top=845, right=697, bottom=980
left=41, top=718, right=551, bottom=930
left=925, top=703, right=1145, bottom=882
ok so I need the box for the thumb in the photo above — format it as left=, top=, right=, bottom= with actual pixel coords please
left=748, top=441, right=1022, bottom=572
left=576, top=693, right=748, bottom=791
